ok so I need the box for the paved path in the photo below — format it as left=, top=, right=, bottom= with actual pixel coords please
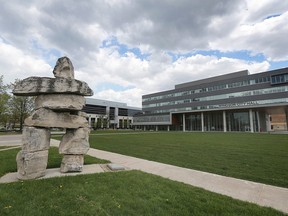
left=0, top=135, right=21, bottom=146
left=1, top=135, right=287, bottom=213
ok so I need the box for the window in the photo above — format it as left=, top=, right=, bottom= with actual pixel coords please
left=271, top=73, right=288, bottom=84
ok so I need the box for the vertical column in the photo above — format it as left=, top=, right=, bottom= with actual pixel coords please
left=88, top=115, right=91, bottom=128
left=127, top=117, right=130, bottom=129
left=201, top=112, right=204, bottom=132
left=143, top=125, right=146, bottom=131
left=256, top=111, right=260, bottom=132
left=223, top=111, right=227, bottom=132
left=249, top=109, right=254, bottom=133
left=266, top=113, right=271, bottom=132
left=183, top=113, right=186, bottom=132
left=167, top=125, right=170, bottom=131
left=106, top=106, right=110, bottom=129
left=115, top=107, right=119, bottom=129
left=156, top=125, right=158, bottom=131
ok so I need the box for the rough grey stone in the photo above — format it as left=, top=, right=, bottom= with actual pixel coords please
left=16, top=150, right=48, bottom=180
left=22, top=127, right=50, bottom=153
left=53, top=56, right=74, bottom=79
left=35, top=94, right=85, bottom=111
left=60, top=155, right=84, bottom=173
left=24, top=108, right=88, bottom=128
left=59, top=128, right=90, bottom=154
left=13, top=77, right=93, bottom=96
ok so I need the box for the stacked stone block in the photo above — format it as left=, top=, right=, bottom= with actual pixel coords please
left=13, top=57, right=93, bottom=180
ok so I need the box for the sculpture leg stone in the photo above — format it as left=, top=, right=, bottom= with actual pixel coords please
left=60, top=155, right=84, bottom=173
left=16, top=127, right=50, bottom=180
left=59, top=127, right=90, bottom=173
left=59, top=127, right=90, bottom=154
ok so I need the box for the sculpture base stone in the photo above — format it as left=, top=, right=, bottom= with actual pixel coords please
left=16, top=150, right=48, bottom=180
left=60, top=155, right=84, bottom=173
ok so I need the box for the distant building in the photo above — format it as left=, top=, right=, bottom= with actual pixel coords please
left=83, top=98, right=141, bottom=129
left=133, top=67, right=288, bottom=132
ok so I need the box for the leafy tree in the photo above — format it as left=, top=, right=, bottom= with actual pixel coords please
left=0, top=75, right=11, bottom=129
left=9, top=79, right=35, bottom=131
left=0, top=77, right=35, bottom=131
left=8, top=95, right=34, bottom=131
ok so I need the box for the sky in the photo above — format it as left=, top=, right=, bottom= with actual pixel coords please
left=1, top=0, right=288, bottom=108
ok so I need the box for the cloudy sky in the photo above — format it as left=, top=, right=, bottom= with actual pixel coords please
left=1, top=0, right=288, bottom=107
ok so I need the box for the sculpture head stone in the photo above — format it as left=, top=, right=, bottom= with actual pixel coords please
left=53, top=57, right=75, bottom=79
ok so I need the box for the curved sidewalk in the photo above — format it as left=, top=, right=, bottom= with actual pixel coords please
left=1, top=136, right=287, bottom=213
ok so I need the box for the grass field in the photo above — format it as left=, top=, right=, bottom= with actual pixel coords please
left=0, top=138, right=286, bottom=215
left=87, top=131, right=288, bottom=188
left=0, top=169, right=285, bottom=215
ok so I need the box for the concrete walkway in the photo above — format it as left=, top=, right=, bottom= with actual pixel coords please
left=0, top=136, right=287, bottom=213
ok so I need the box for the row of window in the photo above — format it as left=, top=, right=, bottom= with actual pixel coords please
left=143, top=86, right=288, bottom=109
left=143, top=76, right=271, bottom=102
left=150, top=98, right=288, bottom=114
left=271, top=73, right=288, bottom=84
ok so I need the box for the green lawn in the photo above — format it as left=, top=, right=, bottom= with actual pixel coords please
left=0, top=147, right=109, bottom=178
left=0, top=170, right=285, bottom=216
left=88, top=132, right=288, bottom=188
left=1, top=144, right=286, bottom=215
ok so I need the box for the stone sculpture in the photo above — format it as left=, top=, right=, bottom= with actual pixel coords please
left=13, top=56, right=93, bottom=180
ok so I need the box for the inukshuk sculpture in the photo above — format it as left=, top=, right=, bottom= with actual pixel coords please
left=13, top=57, right=93, bottom=180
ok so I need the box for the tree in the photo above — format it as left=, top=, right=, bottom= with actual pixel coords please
left=0, top=77, right=35, bottom=131
left=0, top=75, right=11, bottom=129
left=8, top=95, right=34, bottom=131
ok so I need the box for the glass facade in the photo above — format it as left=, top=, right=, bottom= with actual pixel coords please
left=185, top=114, right=201, bottom=131
left=143, top=76, right=271, bottom=102
left=134, top=68, right=288, bottom=132
left=143, top=86, right=288, bottom=109
left=226, top=111, right=250, bottom=132
left=271, top=73, right=288, bottom=84
left=204, top=112, right=223, bottom=131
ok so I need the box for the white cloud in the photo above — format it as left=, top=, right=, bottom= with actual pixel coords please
left=0, top=0, right=286, bottom=108
left=91, top=88, right=145, bottom=108
left=0, top=42, right=52, bottom=85
left=210, top=7, right=288, bottom=61
left=244, top=0, right=288, bottom=23
left=79, top=50, right=270, bottom=107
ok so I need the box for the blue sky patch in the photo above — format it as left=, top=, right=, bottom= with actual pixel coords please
left=31, top=39, right=62, bottom=66
left=264, top=14, right=281, bottom=20
left=101, top=36, right=150, bottom=60
left=269, top=61, right=288, bottom=70
left=167, top=50, right=266, bottom=63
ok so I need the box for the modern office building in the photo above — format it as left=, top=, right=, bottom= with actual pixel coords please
left=133, top=67, right=288, bottom=132
left=83, top=98, right=141, bottom=129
